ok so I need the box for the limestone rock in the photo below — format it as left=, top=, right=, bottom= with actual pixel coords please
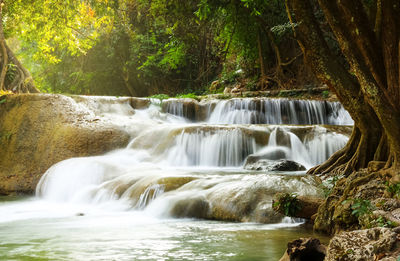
left=244, top=159, right=306, bottom=172
left=0, top=94, right=131, bottom=195
left=223, top=87, right=232, bottom=94
left=161, top=98, right=209, bottom=122
left=313, top=170, right=387, bottom=234
left=325, top=227, right=398, bottom=261
left=130, top=97, right=150, bottom=109
left=273, top=193, right=324, bottom=219
left=209, top=80, right=221, bottom=93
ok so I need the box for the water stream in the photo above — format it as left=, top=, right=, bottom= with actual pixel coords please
left=0, top=97, right=351, bottom=260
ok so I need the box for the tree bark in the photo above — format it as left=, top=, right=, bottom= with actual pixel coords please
left=257, top=29, right=267, bottom=88
left=0, top=2, right=39, bottom=93
left=286, top=0, right=399, bottom=177
left=0, top=1, right=8, bottom=91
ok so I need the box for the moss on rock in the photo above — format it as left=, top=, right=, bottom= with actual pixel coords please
left=0, top=94, right=131, bottom=195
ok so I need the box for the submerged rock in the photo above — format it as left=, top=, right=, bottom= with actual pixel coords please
left=244, top=159, right=306, bottom=171
left=170, top=197, right=210, bottom=219
left=0, top=94, right=131, bottom=195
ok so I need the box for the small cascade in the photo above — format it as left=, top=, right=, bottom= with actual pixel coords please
left=163, top=99, right=184, bottom=117
left=166, top=128, right=258, bottom=167
left=207, top=98, right=353, bottom=125
left=135, top=184, right=165, bottom=209
left=304, top=127, right=348, bottom=165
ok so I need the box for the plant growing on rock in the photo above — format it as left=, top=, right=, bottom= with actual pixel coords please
left=342, top=198, right=395, bottom=229
left=149, top=94, right=170, bottom=102
left=321, top=90, right=329, bottom=99
left=320, top=175, right=342, bottom=198
left=342, top=198, right=375, bottom=218
left=273, top=193, right=301, bottom=217
left=385, top=182, right=400, bottom=199
left=175, top=93, right=200, bottom=101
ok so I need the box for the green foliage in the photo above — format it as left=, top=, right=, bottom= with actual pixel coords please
left=175, top=93, right=200, bottom=100
left=273, top=193, right=302, bottom=217
left=0, top=98, right=6, bottom=105
left=342, top=198, right=374, bottom=218
left=221, top=69, right=242, bottom=84
left=369, top=216, right=395, bottom=228
left=322, top=90, right=330, bottom=99
left=320, top=175, right=342, bottom=198
left=6, top=0, right=296, bottom=96
left=343, top=197, right=397, bottom=229
left=4, top=0, right=112, bottom=63
left=270, top=22, right=295, bottom=40
left=149, top=94, right=170, bottom=101
left=385, top=182, right=400, bottom=199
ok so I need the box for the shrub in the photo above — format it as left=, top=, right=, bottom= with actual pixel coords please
left=385, top=182, right=400, bottom=199
left=273, top=193, right=301, bottom=216
left=149, top=94, right=170, bottom=101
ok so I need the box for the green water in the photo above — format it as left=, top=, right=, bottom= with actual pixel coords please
left=0, top=197, right=328, bottom=261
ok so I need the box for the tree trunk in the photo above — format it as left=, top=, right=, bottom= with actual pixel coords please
left=257, top=29, right=267, bottom=89
left=286, top=0, right=399, bottom=178
left=0, top=2, right=39, bottom=94
left=0, top=1, right=8, bottom=91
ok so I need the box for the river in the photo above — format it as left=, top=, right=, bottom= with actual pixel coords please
left=0, top=97, right=351, bottom=260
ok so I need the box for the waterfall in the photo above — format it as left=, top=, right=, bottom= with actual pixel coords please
left=166, top=128, right=257, bottom=167
left=162, top=98, right=353, bottom=125
left=207, top=98, right=353, bottom=125
left=33, top=95, right=352, bottom=221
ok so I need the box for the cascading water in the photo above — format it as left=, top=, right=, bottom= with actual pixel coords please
left=0, top=96, right=349, bottom=260
left=166, top=128, right=258, bottom=167
left=162, top=97, right=353, bottom=125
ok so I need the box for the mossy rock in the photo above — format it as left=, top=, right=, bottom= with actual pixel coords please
left=0, top=94, right=131, bottom=195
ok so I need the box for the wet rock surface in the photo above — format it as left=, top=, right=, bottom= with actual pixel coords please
left=313, top=170, right=388, bottom=234
left=244, top=158, right=306, bottom=171
left=279, top=238, right=326, bottom=261
left=0, top=94, right=131, bottom=194
left=273, top=193, right=324, bottom=220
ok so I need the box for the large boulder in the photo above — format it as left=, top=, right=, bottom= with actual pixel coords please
left=0, top=94, right=132, bottom=195
left=244, top=158, right=306, bottom=171
left=273, top=193, right=324, bottom=220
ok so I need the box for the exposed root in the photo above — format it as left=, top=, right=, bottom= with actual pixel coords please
left=374, top=134, right=388, bottom=161
left=308, top=126, right=383, bottom=177
left=308, top=127, right=359, bottom=175
left=4, top=45, right=39, bottom=93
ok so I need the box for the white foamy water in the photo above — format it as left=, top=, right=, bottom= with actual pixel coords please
left=163, top=97, right=353, bottom=125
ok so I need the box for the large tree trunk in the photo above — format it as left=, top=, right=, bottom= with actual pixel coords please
left=286, top=0, right=400, bottom=178
left=0, top=2, right=39, bottom=94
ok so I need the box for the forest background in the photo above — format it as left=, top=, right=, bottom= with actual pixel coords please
left=2, top=0, right=318, bottom=97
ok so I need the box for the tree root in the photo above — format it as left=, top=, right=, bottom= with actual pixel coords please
left=2, top=45, right=39, bottom=93
left=308, top=127, right=359, bottom=175
left=308, top=126, right=383, bottom=177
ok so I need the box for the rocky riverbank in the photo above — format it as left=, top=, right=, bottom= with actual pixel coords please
left=276, top=167, right=400, bottom=260
left=0, top=94, right=150, bottom=194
